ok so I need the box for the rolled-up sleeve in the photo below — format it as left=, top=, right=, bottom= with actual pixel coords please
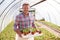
left=32, top=21, right=35, bottom=28
left=14, top=16, right=20, bottom=30
left=32, top=15, right=35, bottom=28
left=14, top=24, right=18, bottom=30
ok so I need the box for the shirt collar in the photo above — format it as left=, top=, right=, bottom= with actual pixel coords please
left=22, top=12, right=29, bottom=17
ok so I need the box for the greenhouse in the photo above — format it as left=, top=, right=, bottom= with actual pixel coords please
left=0, top=0, right=60, bottom=40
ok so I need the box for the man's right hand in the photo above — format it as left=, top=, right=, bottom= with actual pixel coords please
left=14, top=29, right=22, bottom=37
left=19, top=34, right=22, bottom=37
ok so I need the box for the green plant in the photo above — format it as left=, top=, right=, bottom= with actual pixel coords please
left=30, top=28, right=37, bottom=34
left=23, top=28, right=30, bottom=35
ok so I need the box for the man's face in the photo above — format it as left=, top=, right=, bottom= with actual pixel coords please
left=22, top=4, right=30, bottom=14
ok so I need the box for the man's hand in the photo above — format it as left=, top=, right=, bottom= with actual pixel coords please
left=19, top=33, right=22, bottom=37
left=14, top=29, right=22, bottom=37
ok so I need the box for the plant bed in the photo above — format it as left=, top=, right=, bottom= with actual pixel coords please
left=40, top=21, right=60, bottom=31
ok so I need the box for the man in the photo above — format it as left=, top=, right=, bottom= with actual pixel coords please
left=14, top=3, right=35, bottom=40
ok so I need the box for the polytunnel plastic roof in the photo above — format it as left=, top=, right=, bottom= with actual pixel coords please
left=0, top=0, right=60, bottom=32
